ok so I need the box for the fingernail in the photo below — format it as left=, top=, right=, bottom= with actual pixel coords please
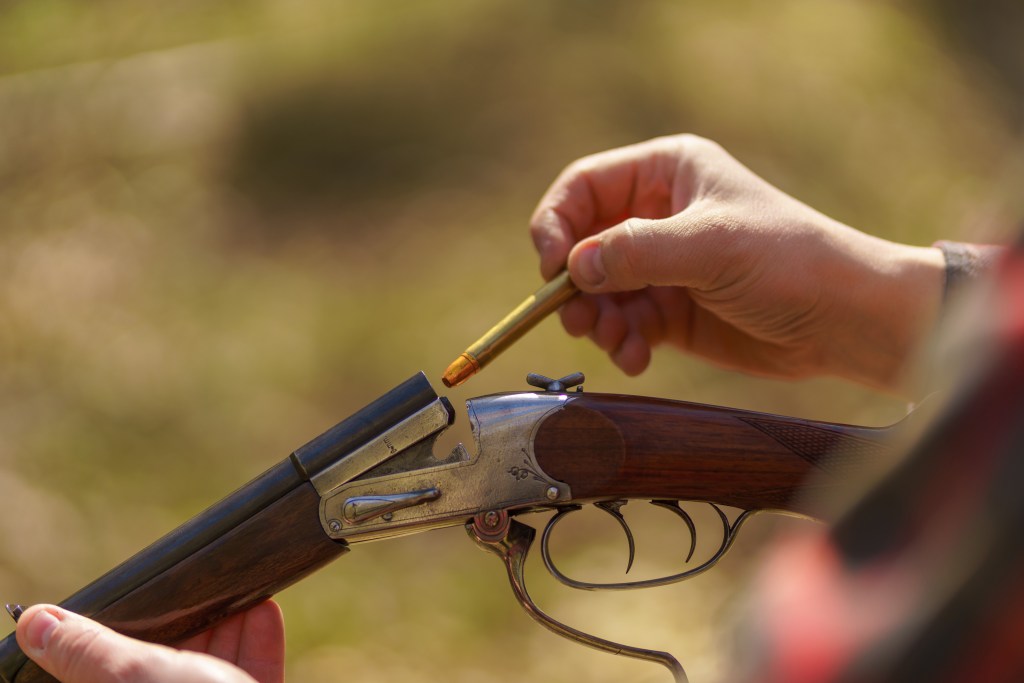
left=575, top=241, right=606, bottom=288
left=23, top=607, right=61, bottom=654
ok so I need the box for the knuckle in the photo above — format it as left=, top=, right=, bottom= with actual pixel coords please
left=675, top=133, right=722, bottom=158
left=562, top=154, right=600, bottom=179
left=638, top=134, right=680, bottom=153
left=570, top=154, right=598, bottom=173
left=528, top=216, right=551, bottom=245
left=605, top=218, right=655, bottom=285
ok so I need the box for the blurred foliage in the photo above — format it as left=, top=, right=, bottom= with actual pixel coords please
left=920, top=0, right=1024, bottom=126
left=0, top=1, right=1022, bottom=681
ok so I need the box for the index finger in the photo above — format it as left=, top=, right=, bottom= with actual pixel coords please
left=529, top=137, right=680, bottom=280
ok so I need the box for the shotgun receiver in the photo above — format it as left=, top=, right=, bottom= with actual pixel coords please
left=0, top=371, right=894, bottom=682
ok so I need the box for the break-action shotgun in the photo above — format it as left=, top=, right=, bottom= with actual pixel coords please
left=0, top=371, right=894, bottom=682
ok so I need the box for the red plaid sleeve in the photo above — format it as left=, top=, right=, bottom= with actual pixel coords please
left=735, top=247, right=1024, bottom=683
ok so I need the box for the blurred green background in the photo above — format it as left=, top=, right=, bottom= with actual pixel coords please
left=1, top=1, right=1022, bottom=681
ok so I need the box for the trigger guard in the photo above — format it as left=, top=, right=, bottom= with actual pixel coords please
left=541, top=501, right=760, bottom=591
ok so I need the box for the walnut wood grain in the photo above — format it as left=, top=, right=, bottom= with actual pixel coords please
left=12, top=483, right=346, bottom=683
left=533, top=394, right=894, bottom=517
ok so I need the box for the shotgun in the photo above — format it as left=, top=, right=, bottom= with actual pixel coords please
left=0, top=371, right=895, bottom=682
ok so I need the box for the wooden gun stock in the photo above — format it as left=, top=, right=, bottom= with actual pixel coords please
left=534, top=394, right=894, bottom=517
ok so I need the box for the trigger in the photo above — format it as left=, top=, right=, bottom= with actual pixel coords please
left=651, top=500, right=698, bottom=563
left=595, top=500, right=636, bottom=573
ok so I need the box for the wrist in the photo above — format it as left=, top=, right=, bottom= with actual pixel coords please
left=830, top=238, right=945, bottom=393
left=933, top=240, right=1006, bottom=303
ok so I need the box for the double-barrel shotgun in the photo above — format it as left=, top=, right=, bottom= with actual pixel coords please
left=0, top=371, right=895, bottom=682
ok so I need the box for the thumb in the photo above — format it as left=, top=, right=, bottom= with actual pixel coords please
left=566, top=214, right=720, bottom=293
left=16, top=604, right=168, bottom=683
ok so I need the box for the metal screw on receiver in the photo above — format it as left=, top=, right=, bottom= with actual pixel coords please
left=472, top=510, right=509, bottom=543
